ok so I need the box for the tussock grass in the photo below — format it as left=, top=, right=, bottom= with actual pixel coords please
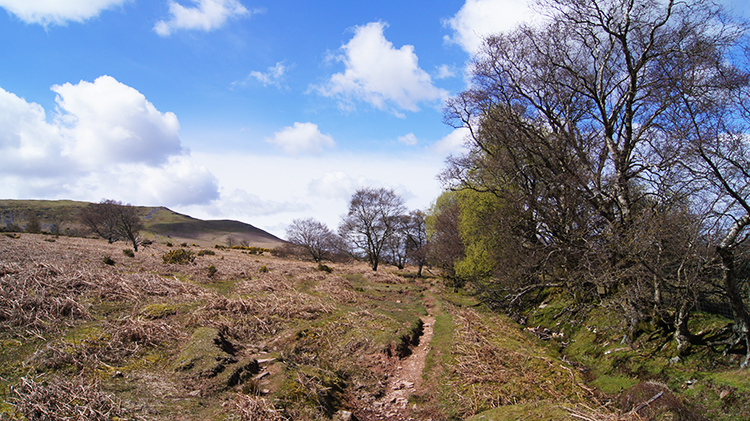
left=230, top=393, right=288, bottom=421
left=9, top=375, right=143, bottom=421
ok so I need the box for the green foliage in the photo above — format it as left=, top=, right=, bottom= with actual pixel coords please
left=161, top=248, right=195, bottom=265
left=103, top=255, right=115, bottom=266
left=259, top=265, right=268, bottom=273
left=122, top=249, right=135, bottom=258
left=207, top=264, right=217, bottom=278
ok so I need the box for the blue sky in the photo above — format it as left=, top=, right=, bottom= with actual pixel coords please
left=1, top=0, right=749, bottom=238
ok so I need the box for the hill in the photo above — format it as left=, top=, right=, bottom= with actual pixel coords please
left=0, top=199, right=284, bottom=248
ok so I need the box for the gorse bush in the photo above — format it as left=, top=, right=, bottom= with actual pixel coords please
left=162, top=249, right=195, bottom=265
left=103, top=256, right=115, bottom=266
left=123, top=249, right=134, bottom=258
left=197, top=249, right=215, bottom=256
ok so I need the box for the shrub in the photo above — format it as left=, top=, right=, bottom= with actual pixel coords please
left=180, top=242, right=188, bottom=247
left=259, top=265, right=269, bottom=273
left=197, top=249, right=215, bottom=256
left=317, top=263, right=333, bottom=273
left=123, top=249, right=134, bottom=258
left=103, top=256, right=115, bottom=266
left=162, top=249, right=195, bottom=265
left=207, top=265, right=217, bottom=278
left=166, top=242, right=173, bottom=247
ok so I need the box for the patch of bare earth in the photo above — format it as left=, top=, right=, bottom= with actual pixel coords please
left=368, top=315, right=435, bottom=421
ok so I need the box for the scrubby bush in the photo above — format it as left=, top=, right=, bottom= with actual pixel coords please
left=317, top=263, right=333, bottom=273
left=259, top=265, right=269, bottom=273
left=197, top=249, right=215, bottom=256
left=207, top=265, right=217, bottom=278
left=123, top=249, right=135, bottom=258
left=162, top=249, right=195, bottom=265
left=166, top=242, right=173, bottom=247
left=103, top=256, right=115, bottom=266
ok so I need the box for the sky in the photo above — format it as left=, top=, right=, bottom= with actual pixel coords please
left=1, top=0, right=749, bottom=239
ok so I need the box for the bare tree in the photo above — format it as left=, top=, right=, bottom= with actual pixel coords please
left=405, top=210, right=429, bottom=277
left=426, top=192, right=465, bottom=288
left=80, top=200, right=120, bottom=243
left=286, top=218, right=338, bottom=262
left=80, top=200, right=144, bottom=252
left=339, top=187, right=406, bottom=271
left=383, top=214, right=410, bottom=270
left=25, top=213, right=41, bottom=233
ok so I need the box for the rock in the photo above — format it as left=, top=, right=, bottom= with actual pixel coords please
left=333, top=410, right=355, bottom=421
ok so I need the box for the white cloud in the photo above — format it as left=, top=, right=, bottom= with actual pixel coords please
left=52, top=75, right=183, bottom=168
left=308, top=171, right=364, bottom=201
left=0, top=77, right=220, bottom=208
left=316, top=21, right=448, bottom=114
left=431, top=127, right=470, bottom=155
left=398, top=133, right=418, bottom=146
left=443, top=0, right=533, bottom=56
left=0, top=0, right=129, bottom=26
left=0, top=87, right=70, bottom=176
left=435, top=64, right=456, bottom=80
left=265, top=122, right=335, bottom=155
left=234, top=61, right=289, bottom=88
left=154, top=0, right=254, bottom=36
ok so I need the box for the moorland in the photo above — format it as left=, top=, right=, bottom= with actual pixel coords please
left=1, top=230, right=749, bottom=420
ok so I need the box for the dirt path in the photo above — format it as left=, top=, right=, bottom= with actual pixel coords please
left=369, top=294, right=437, bottom=420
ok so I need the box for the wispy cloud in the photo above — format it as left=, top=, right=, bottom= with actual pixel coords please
left=0, top=0, right=130, bottom=26
left=315, top=21, right=448, bottom=115
left=154, top=0, right=259, bottom=36
left=234, top=62, right=290, bottom=89
left=398, top=133, right=418, bottom=146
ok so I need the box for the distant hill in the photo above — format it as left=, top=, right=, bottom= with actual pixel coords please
left=0, top=199, right=284, bottom=248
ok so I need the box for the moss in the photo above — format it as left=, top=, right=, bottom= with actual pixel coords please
left=591, top=374, right=639, bottom=394
left=173, top=327, right=235, bottom=375
left=140, top=303, right=178, bottom=319
left=466, top=402, right=574, bottom=420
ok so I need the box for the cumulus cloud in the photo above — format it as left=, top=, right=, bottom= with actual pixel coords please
left=0, top=76, right=219, bottom=208
left=0, top=87, right=69, bottom=176
left=154, top=0, right=255, bottom=36
left=398, top=133, right=418, bottom=146
left=316, top=21, right=448, bottom=114
left=0, top=0, right=129, bottom=26
left=265, top=122, right=335, bottom=155
left=53, top=75, right=183, bottom=168
left=443, top=0, right=533, bottom=56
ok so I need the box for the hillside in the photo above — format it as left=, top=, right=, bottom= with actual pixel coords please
left=2, top=234, right=746, bottom=420
left=0, top=199, right=284, bottom=248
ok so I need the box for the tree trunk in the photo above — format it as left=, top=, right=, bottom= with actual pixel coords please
left=718, top=245, right=750, bottom=368
left=674, top=296, right=692, bottom=355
